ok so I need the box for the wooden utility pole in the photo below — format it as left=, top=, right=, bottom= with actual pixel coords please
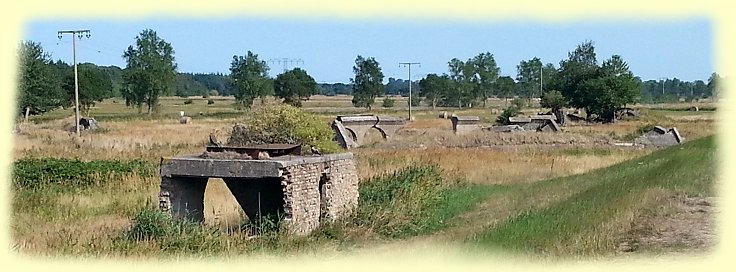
left=58, top=29, right=91, bottom=136
left=399, top=62, right=420, bottom=121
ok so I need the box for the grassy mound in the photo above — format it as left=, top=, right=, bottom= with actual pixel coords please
left=474, top=135, right=716, bottom=256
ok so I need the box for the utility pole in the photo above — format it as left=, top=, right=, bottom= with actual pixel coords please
left=399, top=62, right=420, bottom=121
left=58, top=29, right=90, bottom=137
left=267, top=58, right=304, bottom=73
left=660, top=77, right=666, bottom=95
left=540, top=65, right=543, bottom=110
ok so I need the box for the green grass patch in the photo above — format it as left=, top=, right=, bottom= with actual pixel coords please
left=474, top=135, right=716, bottom=256
left=12, top=158, right=156, bottom=189
left=355, top=165, right=495, bottom=238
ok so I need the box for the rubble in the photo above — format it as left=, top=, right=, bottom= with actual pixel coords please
left=634, top=126, right=684, bottom=147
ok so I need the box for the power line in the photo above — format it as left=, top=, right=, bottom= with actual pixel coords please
left=267, top=58, right=304, bottom=73
left=58, top=29, right=90, bottom=137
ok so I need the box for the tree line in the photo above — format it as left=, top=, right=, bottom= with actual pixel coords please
left=17, top=29, right=722, bottom=119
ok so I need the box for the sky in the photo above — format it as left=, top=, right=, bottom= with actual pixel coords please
left=23, top=17, right=713, bottom=83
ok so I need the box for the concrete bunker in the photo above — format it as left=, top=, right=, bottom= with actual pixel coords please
left=451, top=116, right=481, bottom=135
left=158, top=152, right=359, bottom=236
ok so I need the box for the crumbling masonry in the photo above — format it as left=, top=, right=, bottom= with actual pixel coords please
left=158, top=153, right=359, bottom=235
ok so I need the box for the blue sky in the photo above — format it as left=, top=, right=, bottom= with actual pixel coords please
left=23, top=17, right=713, bottom=83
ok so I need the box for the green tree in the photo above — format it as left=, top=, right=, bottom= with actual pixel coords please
left=540, top=90, right=566, bottom=124
left=468, top=52, right=500, bottom=107
left=579, top=55, right=640, bottom=122
left=229, top=51, right=272, bottom=109
left=494, top=76, right=517, bottom=106
left=448, top=58, right=475, bottom=108
left=122, top=29, right=178, bottom=114
left=62, top=65, right=113, bottom=116
left=274, top=68, right=317, bottom=107
left=351, top=55, right=384, bottom=110
left=516, top=57, right=543, bottom=103
left=707, top=72, right=721, bottom=99
left=552, top=40, right=599, bottom=116
left=418, top=73, right=451, bottom=110
left=495, top=105, right=521, bottom=125
left=16, top=41, right=66, bottom=117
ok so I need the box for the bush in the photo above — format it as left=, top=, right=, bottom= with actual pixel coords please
left=227, top=104, right=341, bottom=154
left=183, top=99, right=193, bottom=105
left=12, top=158, right=156, bottom=189
left=127, top=208, right=174, bottom=241
left=495, top=105, right=521, bottom=125
left=207, top=99, right=215, bottom=105
left=410, top=96, right=422, bottom=107
left=511, top=98, right=526, bottom=109
left=382, top=97, right=395, bottom=108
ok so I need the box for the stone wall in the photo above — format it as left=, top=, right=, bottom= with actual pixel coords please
left=280, top=156, right=359, bottom=235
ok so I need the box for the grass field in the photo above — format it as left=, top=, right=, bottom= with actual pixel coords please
left=10, top=95, right=720, bottom=259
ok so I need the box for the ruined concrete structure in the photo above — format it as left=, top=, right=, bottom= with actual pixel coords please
left=634, top=126, right=684, bottom=147
left=451, top=116, right=481, bottom=134
left=332, top=115, right=405, bottom=148
left=509, top=115, right=561, bottom=132
left=485, top=124, right=524, bottom=133
left=158, top=153, right=359, bottom=235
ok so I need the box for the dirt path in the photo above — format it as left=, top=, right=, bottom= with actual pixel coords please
left=616, top=196, right=720, bottom=255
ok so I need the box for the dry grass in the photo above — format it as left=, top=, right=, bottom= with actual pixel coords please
left=203, top=178, right=246, bottom=230
left=14, top=117, right=236, bottom=160
left=354, top=146, right=649, bottom=185
left=12, top=173, right=159, bottom=254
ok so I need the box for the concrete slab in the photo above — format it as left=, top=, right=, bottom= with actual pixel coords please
left=508, top=116, right=532, bottom=123
left=653, top=126, right=668, bottom=134
left=332, top=120, right=358, bottom=149
left=160, top=153, right=353, bottom=178
left=670, top=127, right=683, bottom=143
left=486, top=125, right=524, bottom=132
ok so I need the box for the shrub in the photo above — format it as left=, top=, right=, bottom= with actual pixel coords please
left=495, top=105, right=521, bottom=125
left=127, top=208, right=174, bottom=241
left=183, top=99, right=193, bottom=105
left=382, top=97, right=395, bottom=108
left=511, top=98, right=526, bottom=109
left=227, top=104, right=341, bottom=154
left=207, top=99, right=215, bottom=105
left=410, top=96, right=422, bottom=107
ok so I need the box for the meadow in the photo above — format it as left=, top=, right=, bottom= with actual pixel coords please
left=10, top=95, right=719, bottom=259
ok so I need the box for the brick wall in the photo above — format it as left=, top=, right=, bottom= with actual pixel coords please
left=280, top=157, right=359, bottom=235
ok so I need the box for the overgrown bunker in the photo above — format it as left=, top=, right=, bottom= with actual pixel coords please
left=158, top=152, right=358, bottom=235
